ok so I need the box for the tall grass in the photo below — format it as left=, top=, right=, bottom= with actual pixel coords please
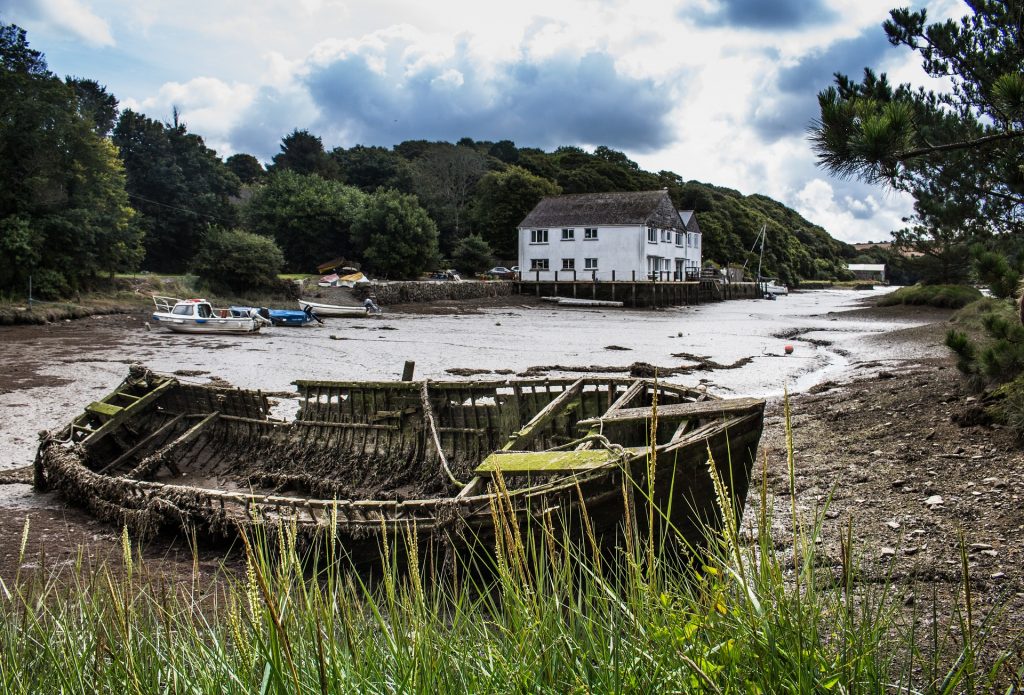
left=1, top=406, right=1019, bottom=693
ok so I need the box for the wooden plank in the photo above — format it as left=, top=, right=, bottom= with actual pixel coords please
left=475, top=447, right=645, bottom=475
left=97, top=414, right=185, bottom=474
left=501, top=378, right=584, bottom=451
left=576, top=396, right=764, bottom=427
left=603, top=379, right=646, bottom=414
left=126, top=411, right=220, bottom=479
left=82, top=378, right=177, bottom=448
left=87, top=401, right=123, bottom=418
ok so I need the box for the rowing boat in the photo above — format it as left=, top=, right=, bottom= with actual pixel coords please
left=34, top=366, right=764, bottom=559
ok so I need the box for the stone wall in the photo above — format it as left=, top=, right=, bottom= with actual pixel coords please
left=353, top=280, right=515, bottom=305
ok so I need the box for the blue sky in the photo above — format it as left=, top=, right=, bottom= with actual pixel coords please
left=4, top=0, right=964, bottom=242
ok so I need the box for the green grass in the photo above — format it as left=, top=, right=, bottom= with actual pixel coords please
left=1, top=406, right=1019, bottom=693
left=877, top=284, right=983, bottom=309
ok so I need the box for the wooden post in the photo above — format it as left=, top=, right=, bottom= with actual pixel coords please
left=402, top=361, right=415, bottom=381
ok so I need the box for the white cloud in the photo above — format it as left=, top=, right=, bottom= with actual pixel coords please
left=123, top=77, right=257, bottom=155
left=6, top=0, right=114, bottom=47
left=793, top=178, right=910, bottom=242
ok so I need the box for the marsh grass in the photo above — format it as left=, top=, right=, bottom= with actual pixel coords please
left=1, top=403, right=1019, bottom=693
left=877, top=285, right=984, bottom=309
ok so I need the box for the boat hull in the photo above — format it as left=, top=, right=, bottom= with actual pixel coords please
left=298, top=299, right=377, bottom=317
left=151, top=313, right=262, bottom=333
left=35, top=368, right=764, bottom=560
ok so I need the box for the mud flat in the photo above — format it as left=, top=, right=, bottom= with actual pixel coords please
left=0, top=288, right=943, bottom=472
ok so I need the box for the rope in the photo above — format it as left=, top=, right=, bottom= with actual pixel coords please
left=419, top=381, right=464, bottom=487
left=540, top=432, right=632, bottom=467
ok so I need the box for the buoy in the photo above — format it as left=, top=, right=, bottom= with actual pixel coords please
left=784, top=344, right=794, bottom=355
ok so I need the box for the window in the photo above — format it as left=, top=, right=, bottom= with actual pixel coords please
left=584, top=258, right=598, bottom=270
left=561, top=228, right=575, bottom=240
left=562, top=258, right=575, bottom=270
left=662, top=230, right=671, bottom=243
left=172, top=304, right=194, bottom=316
left=584, top=227, right=598, bottom=240
left=647, top=227, right=657, bottom=243
left=530, top=229, right=549, bottom=244
left=675, top=233, right=684, bottom=246
left=530, top=258, right=549, bottom=271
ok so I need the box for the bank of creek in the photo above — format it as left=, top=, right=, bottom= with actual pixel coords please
left=0, top=288, right=1021, bottom=669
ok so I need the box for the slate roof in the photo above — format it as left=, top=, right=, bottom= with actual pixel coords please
left=518, top=190, right=686, bottom=231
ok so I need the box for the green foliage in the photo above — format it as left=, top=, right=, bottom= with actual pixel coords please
left=225, top=153, right=264, bottom=184
left=470, top=165, right=561, bottom=258
left=351, top=189, right=439, bottom=279
left=971, top=244, right=1021, bottom=299
left=113, top=110, right=240, bottom=273
left=0, top=24, right=140, bottom=298
left=243, top=171, right=367, bottom=272
left=451, top=234, right=494, bottom=275
left=410, top=143, right=488, bottom=252
left=270, top=129, right=340, bottom=179
left=331, top=145, right=415, bottom=193
left=877, top=284, right=983, bottom=309
left=191, top=227, right=284, bottom=293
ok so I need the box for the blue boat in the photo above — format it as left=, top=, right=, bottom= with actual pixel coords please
left=230, top=305, right=322, bottom=327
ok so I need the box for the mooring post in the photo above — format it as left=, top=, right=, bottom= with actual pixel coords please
left=402, top=361, right=415, bottom=381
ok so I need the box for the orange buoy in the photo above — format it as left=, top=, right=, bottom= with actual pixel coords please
left=784, top=345, right=794, bottom=355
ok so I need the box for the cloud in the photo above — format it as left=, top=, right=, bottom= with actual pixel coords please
left=691, top=0, right=835, bottom=29
left=793, top=178, right=910, bottom=242
left=231, top=28, right=678, bottom=160
left=123, top=77, right=258, bottom=155
left=747, top=28, right=896, bottom=142
left=5, top=0, right=114, bottom=47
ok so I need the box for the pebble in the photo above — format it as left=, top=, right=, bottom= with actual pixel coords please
left=924, top=495, right=944, bottom=508
left=880, top=547, right=896, bottom=558
left=885, top=520, right=901, bottom=530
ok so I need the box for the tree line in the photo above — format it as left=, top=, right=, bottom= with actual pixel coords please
left=3, top=21, right=865, bottom=300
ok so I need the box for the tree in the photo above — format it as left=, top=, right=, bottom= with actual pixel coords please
left=411, top=143, right=487, bottom=250
left=243, top=170, right=367, bottom=272
left=0, top=24, right=139, bottom=297
left=226, top=153, right=264, bottom=184
left=191, top=227, right=284, bottom=293
left=469, top=165, right=561, bottom=258
left=810, top=3, right=1024, bottom=274
left=351, top=189, right=439, bottom=279
left=270, top=129, right=339, bottom=179
left=113, top=110, right=240, bottom=272
left=332, top=145, right=414, bottom=193
left=451, top=234, right=494, bottom=275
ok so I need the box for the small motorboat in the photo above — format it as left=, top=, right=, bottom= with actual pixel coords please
left=151, top=296, right=266, bottom=334
left=230, top=305, right=323, bottom=327
left=764, top=279, right=789, bottom=296
left=298, top=299, right=381, bottom=318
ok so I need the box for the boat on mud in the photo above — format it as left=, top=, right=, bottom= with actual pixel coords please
left=34, top=366, right=764, bottom=559
left=151, top=296, right=267, bottom=334
left=230, top=305, right=323, bottom=327
left=298, top=299, right=380, bottom=318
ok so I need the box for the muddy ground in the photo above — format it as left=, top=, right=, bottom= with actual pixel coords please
left=0, top=294, right=1021, bottom=677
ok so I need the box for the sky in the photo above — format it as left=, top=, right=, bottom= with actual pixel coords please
left=4, top=0, right=966, bottom=243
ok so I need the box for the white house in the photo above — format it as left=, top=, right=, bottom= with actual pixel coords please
left=517, top=190, right=702, bottom=281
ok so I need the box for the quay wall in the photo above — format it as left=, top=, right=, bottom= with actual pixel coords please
left=516, top=280, right=760, bottom=308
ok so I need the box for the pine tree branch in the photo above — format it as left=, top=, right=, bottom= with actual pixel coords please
left=896, top=129, right=1024, bottom=160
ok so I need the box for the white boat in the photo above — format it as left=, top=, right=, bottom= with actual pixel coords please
left=764, top=279, right=789, bottom=296
left=151, top=296, right=266, bottom=334
left=298, top=299, right=381, bottom=318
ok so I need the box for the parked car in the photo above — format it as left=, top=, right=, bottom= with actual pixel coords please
left=485, top=266, right=516, bottom=279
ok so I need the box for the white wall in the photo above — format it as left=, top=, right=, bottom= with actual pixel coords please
left=519, top=224, right=701, bottom=281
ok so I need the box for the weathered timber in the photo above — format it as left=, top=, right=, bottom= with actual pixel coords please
left=576, top=396, right=764, bottom=426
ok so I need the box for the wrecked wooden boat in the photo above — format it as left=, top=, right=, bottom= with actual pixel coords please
left=34, top=366, right=765, bottom=558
